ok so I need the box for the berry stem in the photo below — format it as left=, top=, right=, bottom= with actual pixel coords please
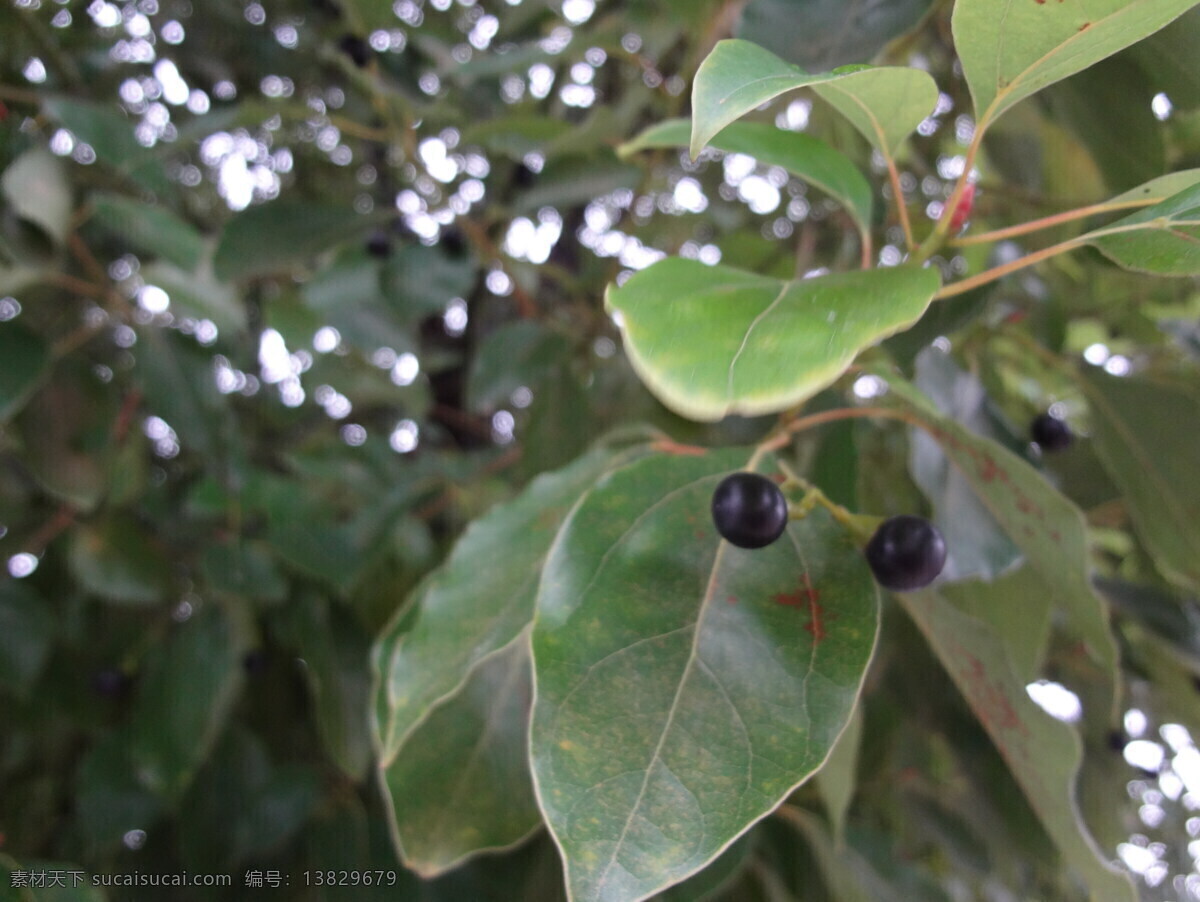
left=776, top=461, right=881, bottom=545
left=885, top=154, right=916, bottom=251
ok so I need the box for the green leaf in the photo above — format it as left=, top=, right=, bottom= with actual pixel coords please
left=75, top=732, right=165, bottom=853
left=279, top=596, right=374, bottom=780
left=815, top=701, right=863, bottom=844
left=128, top=605, right=249, bottom=799
left=690, top=39, right=938, bottom=159
left=900, top=584, right=1136, bottom=902
left=1094, top=577, right=1200, bottom=668
left=619, top=119, right=873, bottom=239
left=200, top=538, right=288, bottom=605
left=213, top=202, right=382, bottom=281
left=139, top=259, right=246, bottom=336
left=605, top=258, right=940, bottom=422
left=89, top=192, right=204, bottom=271
left=1106, top=167, right=1200, bottom=204
left=879, top=374, right=1120, bottom=709
left=136, top=327, right=229, bottom=463
left=1, top=149, right=72, bottom=247
left=910, top=348, right=1022, bottom=581
left=511, top=156, right=643, bottom=216
left=952, top=0, right=1200, bottom=131
left=1086, top=182, right=1200, bottom=275
left=1077, top=368, right=1200, bottom=589
left=530, top=449, right=880, bottom=902
left=42, top=97, right=170, bottom=196
left=735, top=0, right=937, bottom=72
left=380, top=636, right=540, bottom=877
left=0, top=582, right=54, bottom=698
left=68, top=517, right=173, bottom=606
left=302, top=255, right=416, bottom=353
left=0, top=321, right=50, bottom=424
left=373, top=441, right=652, bottom=762
left=466, top=321, right=575, bottom=414
left=381, top=243, right=476, bottom=324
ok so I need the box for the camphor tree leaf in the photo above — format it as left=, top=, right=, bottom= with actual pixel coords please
left=0, top=321, right=50, bottom=424
left=689, top=39, right=938, bottom=160
left=952, top=0, right=1200, bottom=133
left=605, top=258, right=940, bottom=422
left=372, top=440, right=653, bottom=763
left=128, top=604, right=251, bottom=799
left=1076, top=368, right=1200, bottom=590
left=380, top=635, right=539, bottom=877
left=878, top=374, right=1119, bottom=711
left=531, top=449, right=880, bottom=902
left=900, top=583, right=1136, bottom=902
left=372, top=440, right=654, bottom=874
left=735, top=0, right=937, bottom=72
left=619, top=119, right=873, bottom=241
left=214, top=201, right=386, bottom=281
left=1, top=149, right=72, bottom=247
left=89, top=192, right=205, bottom=271
left=1085, top=181, right=1200, bottom=275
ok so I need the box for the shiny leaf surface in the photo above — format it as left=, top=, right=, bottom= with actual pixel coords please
left=531, top=449, right=879, bottom=902
left=606, top=258, right=939, bottom=422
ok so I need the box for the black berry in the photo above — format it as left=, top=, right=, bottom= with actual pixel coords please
left=338, top=34, right=371, bottom=68
left=365, top=229, right=391, bottom=259
left=90, top=668, right=131, bottom=698
left=242, top=649, right=269, bottom=675
left=711, top=472, right=789, bottom=549
left=1030, top=412, right=1072, bottom=451
left=864, top=515, right=946, bottom=591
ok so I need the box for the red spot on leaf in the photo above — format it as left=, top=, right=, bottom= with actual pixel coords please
left=1050, top=530, right=1061, bottom=543
left=1079, top=21, right=1091, bottom=30
left=1016, top=496, right=1034, bottom=514
left=726, top=595, right=738, bottom=605
left=961, top=652, right=1028, bottom=736
left=694, top=530, right=706, bottom=539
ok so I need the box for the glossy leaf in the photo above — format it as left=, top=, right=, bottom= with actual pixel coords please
left=690, top=39, right=938, bottom=159
left=381, top=243, right=476, bottom=324
left=302, top=256, right=416, bottom=353
left=214, top=201, right=383, bottom=281
left=952, top=0, right=1200, bottom=130
left=735, top=0, right=936, bottom=72
left=1105, top=167, right=1200, bottom=203
left=0, top=321, right=49, bottom=423
left=1, top=149, right=72, bottom=247
left=128, top=605, right=249, bottom=799
left=68, top=517, right=173, bottom=606
left=0, top=582, right=53, bottom=698
left=139, top=260, right=245, bottom=336
left=466, top=321, right=575, bottom=413
left=1086, top=182, right=1200, bottom=275
left=606, top=258, right=940, bottom=422
left=1094, top=577, right=1200, bottom=668
left=815, top=700, right=862, bottom=843
left=373, top=441, right=652, bottom=762
left=531, top=449, right=880, bottom=902
left=89, top=192, right=204, bottom=270
left=879, top=374, right=1119, bottom=709
left=900, top=584, right=1136, bottom=902
left=136, top=327, right=229, bottom=463
left=42, top=97, right=170, bottom=196
left=1077, top=368, right=1200, bottom=589
left=619, top=119, right=872, bottom=239
left=281, top=597, right=374, bottom=780
left=381, top=636, right=539, bottom=877
left=909, top=348, right=1022, bottom=581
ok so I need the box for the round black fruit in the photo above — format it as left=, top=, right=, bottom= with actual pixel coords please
left=711, top=472, right=789, bottom=549
left=865, top=515, right=946, bottom=591
left=338, top=34, right=371, bottom=68
left=1031, top=412, right=1072, bottom=451
left=365, top=229, right=391, bottom=259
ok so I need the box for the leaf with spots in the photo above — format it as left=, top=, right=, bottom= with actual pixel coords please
left=878, top=373, right=1120, bottom=715
left=372, top=440, right=653, bottom=766
left=530, top=448, right=879, bottom=902
left=1085, top=181, right=1200, bottom=275
left=1076, top=368, right=1200, bottom=590
left=690, top=39, right=938, bottom=160
left=953, top=0, right=1200, bottom=134
left=899, top=584, right=1136, bottom=901
left=380, top=636, right=541, bottom=877
left=605, top=258, right=939, bottom=423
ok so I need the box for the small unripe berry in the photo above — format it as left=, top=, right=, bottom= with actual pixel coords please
left=865, top=515, right=946, bottom=591
left=711, top=472, right=789, bottom=549
left=1031, top=412, right=1072, bottom=451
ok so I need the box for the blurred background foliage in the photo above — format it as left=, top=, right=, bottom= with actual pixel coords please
left=2, top=0, right=1200, bottom=899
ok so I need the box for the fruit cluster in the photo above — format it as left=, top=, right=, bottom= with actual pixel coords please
left=710, top=472, right=947, bottom=592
